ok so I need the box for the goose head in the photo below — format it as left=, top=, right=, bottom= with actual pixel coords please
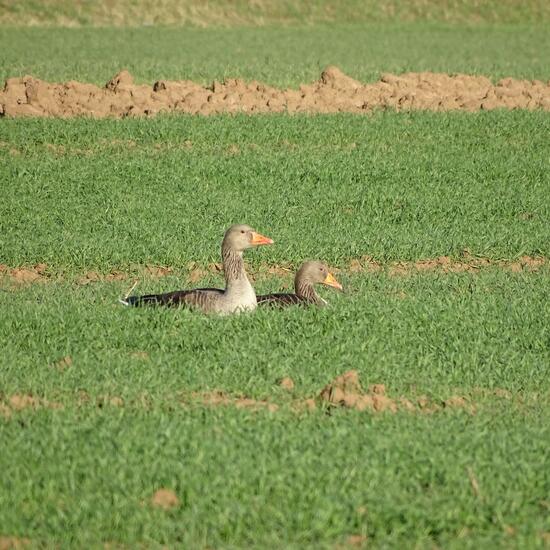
left=222, top=224, right=274, bottom=252
left=295, top=261, right=343, bottom=291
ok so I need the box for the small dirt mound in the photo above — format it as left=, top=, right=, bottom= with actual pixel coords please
left=151, top=488, right=179, bottom=510
left=106, top=70, right=134, bottom=91
left=318, top=371, right=474, bottom=414
left=0, top=264, right=47, bottom=284
left=278, top=377, right=295, bottom=390
left=319, top=370, right=398, bottom=412
left=1, top=394, right=63, bottom=413
left=0, top=537, right=31, bottom=549
left=52, top=355, right=72, bottom=371
left=2, top=68, right=549, bottom=118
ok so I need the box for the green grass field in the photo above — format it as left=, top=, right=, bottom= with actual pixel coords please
left=1, top=11, right=550, bottom=549
left=2, top=24, right=550, bottom=86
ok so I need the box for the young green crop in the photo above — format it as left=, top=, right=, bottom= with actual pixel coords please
left=1, top=112, right=549, bottom=270
left=1, top=24, right=550, bottom=85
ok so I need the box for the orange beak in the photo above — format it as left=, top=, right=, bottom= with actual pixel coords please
left=250, top=232, right=274, bottom=246
left=323, top=272, right=343, bottom=291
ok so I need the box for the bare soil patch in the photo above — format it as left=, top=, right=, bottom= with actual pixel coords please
left=0, top=394, right=63, bottom=417
left=278, top=377, right=295, bottom=391
left=317, top=370, right=477, bottom=413
left=150, top=488, right=180, bottom=510
left=184, top=371, right=478, bottom=415
left=348, top=254, right=548, bottom=277
left=188, top=390, right=279, bottom=413
left=1, top=255, right=546, bottom=287
left=0, top=537, right=30, bottom=550
left=2, top=67, right=549, bottom=118
left=0, top=376, right=536, bottom=418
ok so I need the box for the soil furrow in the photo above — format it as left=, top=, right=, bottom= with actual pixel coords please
left=1, top=255, right=547, bottom=286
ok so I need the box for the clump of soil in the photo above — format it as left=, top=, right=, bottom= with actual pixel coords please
left=2, top=67, right=549, bottom=118
left=317, top=371, right=474, bottom=414
left=344, top=534, right=368, bottom=548
left=0, top=394, right=63, bottom=415
left=318, top=371, right=398, bottom=412
left=278, top=377, right=295, bottom=390
left=0, top=536, right=31, bottom=549
left=52, top=355, right=72, bottom=371
left=0, top=263, right=48, bottom=284
left=190, top=390, right=279, bottom=412
left=96, top=395, right=124, bottom=408
left=150, top=488, right=179, bottom=510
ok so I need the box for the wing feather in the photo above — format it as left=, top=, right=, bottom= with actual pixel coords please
left=256, top=293, right=311, bottom=308
left=126, top=288, right=224, bottom=309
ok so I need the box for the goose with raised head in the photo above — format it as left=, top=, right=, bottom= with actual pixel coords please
left=120, top=224, right=273, bottom=314
left=257, top=261, right=342, bottom=308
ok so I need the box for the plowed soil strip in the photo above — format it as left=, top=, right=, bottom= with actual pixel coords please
left=2, top=66, right=550, bottom=118
left=0, top=255, right=547, bottom=286
left=2, top=371, right=534, bottom=418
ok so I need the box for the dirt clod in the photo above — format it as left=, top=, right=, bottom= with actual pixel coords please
left=345, top=534, right=368, bottom=547
left=444, top=395, right=475, bottom=413
left=53, top=355, right=73, bottom=371
left=2, top=68, right=550, bottom=118
left=279, top=377, right=295, bottom=390
left=0, top=537, right=31, bottom=550
left=8, top=394, right=39, bottom=410
left=8, top=269, right=42, bottom=284
left=151, top=489, right=179, bottom=510
left=319, top=371, right=399, bottom=412
left=2, top=394, right=62, bottom=412
left=0, top=403, right=12, bottom=418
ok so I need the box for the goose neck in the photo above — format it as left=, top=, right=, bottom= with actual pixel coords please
left=296, top=279, right=320, bottom=303
left=222, top=245, right=247, bottom=285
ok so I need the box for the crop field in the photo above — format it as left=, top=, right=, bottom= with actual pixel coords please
left=1, top=4, right=550, bottom=548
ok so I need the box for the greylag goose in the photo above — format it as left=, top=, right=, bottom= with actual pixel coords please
left=257, top=261, right=342, bottom=308
left=120, top=224, right=273, bottom=314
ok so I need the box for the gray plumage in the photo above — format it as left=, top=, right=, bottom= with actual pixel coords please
left=121, top=224, right=273, bottom=314
left=257, top=261, right=342, bottom=308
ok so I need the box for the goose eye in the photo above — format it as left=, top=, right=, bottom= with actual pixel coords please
left=241, top=230, right=245, bottom=234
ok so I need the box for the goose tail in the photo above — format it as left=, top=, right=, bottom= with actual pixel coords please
left=119, top=279, right=139, bottom=307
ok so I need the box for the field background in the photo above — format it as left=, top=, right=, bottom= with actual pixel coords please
left=1, top=1, right=550, bottom=548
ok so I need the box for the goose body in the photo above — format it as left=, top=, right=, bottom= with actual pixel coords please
left=257, top=261, right=342, bottom=308
left=121, top=224, right=273, bottom=314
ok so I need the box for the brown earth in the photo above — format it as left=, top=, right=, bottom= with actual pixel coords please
left=178, top=371, right=483, bottom=414
left=2, top=67, right=550, bottom=118
left=0, top=537, right=31, bottom=550
left=150, top=488, right=180, bottom=510
left=188, top=390, right=280, bottom=413
left=0, top=394, right=63, bottom=417
left=317, top=370, right=477, bottom=413
left=52, top=355, right=73, bottom=371
left=278, top=377, right=295, bottom=391
left=1, top=255, right=547, bottom=286
left=0, top=376, right=535, bottom=418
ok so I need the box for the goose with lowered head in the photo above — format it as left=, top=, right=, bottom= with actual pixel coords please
left=120, top=224, right=273, bottom=314
left=257, top=260, right=342, bottom=308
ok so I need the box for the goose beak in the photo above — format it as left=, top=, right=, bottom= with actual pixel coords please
left=251, top=232, right=274, bottom=246
left=323, top=272, right=343, bottom=291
